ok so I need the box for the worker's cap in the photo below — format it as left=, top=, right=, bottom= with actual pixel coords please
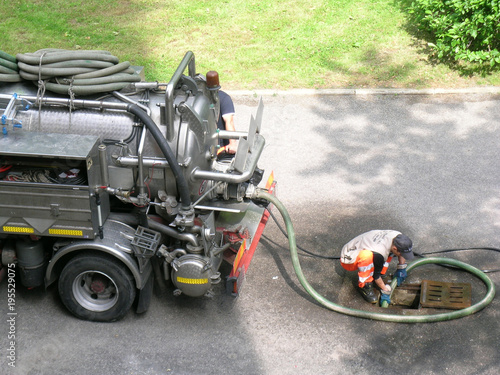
left=394, top=234, right=414, bottom=260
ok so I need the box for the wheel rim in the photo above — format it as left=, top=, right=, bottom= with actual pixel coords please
left=72, top=270, right=119, bottom=312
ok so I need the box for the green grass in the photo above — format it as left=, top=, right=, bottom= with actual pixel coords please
left=1, top=0, right=499, bottom=89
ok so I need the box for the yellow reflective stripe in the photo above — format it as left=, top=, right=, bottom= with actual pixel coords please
left=49, top=229, right=83, bottom=236
left=3, top=226, right=34, bottom=233
left=177, top=277, right=209, bottom=285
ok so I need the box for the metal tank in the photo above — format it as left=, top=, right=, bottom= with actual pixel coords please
left=0, top=51, right=273, bottom=321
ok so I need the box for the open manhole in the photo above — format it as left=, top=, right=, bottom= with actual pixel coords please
left=391, top=280, right=472, bottom=310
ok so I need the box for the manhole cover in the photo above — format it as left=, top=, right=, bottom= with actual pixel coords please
left=420, top=280, right=471, bottom=310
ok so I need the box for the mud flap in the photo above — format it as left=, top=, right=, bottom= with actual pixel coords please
left=136, top=271, right=154, bottom=314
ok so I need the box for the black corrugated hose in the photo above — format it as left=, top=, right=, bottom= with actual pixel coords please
left=126, top=104, right=192, bottom=211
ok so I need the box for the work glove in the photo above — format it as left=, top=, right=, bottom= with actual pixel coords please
left=380, top=285, right=391, bottom=306
left=394, top=263, right=407, bottom=286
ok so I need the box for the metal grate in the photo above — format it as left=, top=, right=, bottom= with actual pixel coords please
left=420, top=280, right=471, bottom=310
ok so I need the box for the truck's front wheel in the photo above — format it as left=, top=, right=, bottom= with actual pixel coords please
left=58, top=254, right=136, bottom=322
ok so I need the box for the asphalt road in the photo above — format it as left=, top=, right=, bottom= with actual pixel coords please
left=1, top=92, right=500, bottom=375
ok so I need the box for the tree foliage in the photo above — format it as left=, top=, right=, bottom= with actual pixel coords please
left=409, top=0, right=500, bottom=67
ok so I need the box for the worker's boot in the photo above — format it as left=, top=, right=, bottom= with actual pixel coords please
left=357, top=282, right=378, bottom=304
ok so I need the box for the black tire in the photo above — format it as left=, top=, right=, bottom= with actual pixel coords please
left=58, top=253, right=136, bottom=322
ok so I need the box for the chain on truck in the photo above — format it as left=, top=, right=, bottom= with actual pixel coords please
left=0, top=50, right=275, bottom=322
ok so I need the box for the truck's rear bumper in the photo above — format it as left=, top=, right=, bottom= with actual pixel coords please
left=225, top=172, right=276, bottom=296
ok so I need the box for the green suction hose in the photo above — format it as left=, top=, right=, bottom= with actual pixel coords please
left=0, top=51, right=21, bottom=82
left=0, top=49, right=140, bottom=95
left=255, top=190, right=496, bottom=323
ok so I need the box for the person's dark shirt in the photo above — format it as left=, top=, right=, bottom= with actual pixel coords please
left=372, top=252, right=386, bottom=280
left=217, top=91, right=235, bottom=147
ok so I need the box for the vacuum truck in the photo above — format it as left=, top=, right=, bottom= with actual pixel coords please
left=0, top=50, right=274, bottom=321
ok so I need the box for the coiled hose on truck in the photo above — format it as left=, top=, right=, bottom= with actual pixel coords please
left=0, top=51, right=21, bottom=82
left=0, top=49, right=140, bottom=95
left=255, top=190, right=496, bottom=323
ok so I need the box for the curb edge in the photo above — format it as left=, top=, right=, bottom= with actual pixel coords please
left=228, top=87, right=500, bottom=97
